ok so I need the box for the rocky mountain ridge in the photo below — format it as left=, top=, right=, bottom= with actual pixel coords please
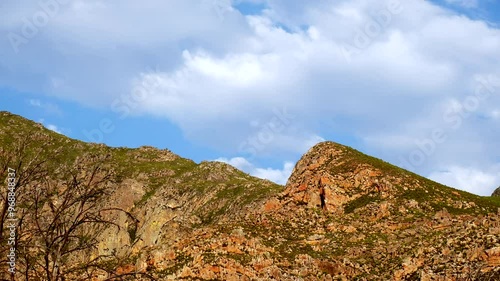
left=0, top=111, right=499, bottom=280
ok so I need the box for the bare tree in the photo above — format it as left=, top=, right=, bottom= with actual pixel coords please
left=0, top=132, right=58, bottom=281
left=19, top=156, right=157, bottom=280
left=0, top=131, right=154, bottom=280
left=16, top=153, right=117, bottom=280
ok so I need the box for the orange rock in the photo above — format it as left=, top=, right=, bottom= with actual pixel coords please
left=253, top=259, right=273, bottom=272
left=226, top=245, right=243, bottom=254
left=167, top=250, right=176, bottom=261
left=209, top=265, right=220, bottom=273
left=486, top=247, right=500, bottom=266
left=320, top=176, right=332, bottom=185
left=179, top=266, right=194, bottom=278
left=230, top=236, right=246, bottom=245
left=263, top=198, right=282, bottom=212
left=341, top=181, right=352, bottom=189
left=309, top=163, right=320, bottom=169
left=467, top=247, right=487, bottom=261
left=199, top=266, right=218, bottom=280
left=116, top=264, right=135, bottom=275
left=487, top=256, right=500, bottom=267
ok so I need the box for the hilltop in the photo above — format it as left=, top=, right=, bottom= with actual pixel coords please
left=493, top=187, right=500, bottom=197
left=0, top=111, right=499, bottom=280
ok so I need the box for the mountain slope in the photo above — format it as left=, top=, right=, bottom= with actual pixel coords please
left=283, top=141, right=500, bottom=215
left=0, top=111, right=499, bottom=280
left=0, top=111, right=282, bottom=280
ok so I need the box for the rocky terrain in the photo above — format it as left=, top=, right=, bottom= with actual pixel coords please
left=493, top=187, right=500, bottom=197
left=0, top=111, right=499, bottom=280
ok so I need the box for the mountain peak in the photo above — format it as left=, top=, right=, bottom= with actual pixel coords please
left=283, top=141, right=397, bottom=212
left=283, top=140, right=499, bottom=215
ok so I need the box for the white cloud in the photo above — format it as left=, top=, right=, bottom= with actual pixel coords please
left=215, top=157, right=294, bottom=185
left=445, top=0, right=479, bottom=8
left=1, top=0, right=500, bottom=195
left=38, top=118, right=63, bottom=134
left=489, top=110, right=500, bottom=120
left=428, top=166, right=500, bottom=196
left=46, top=124, right=62, bottom=134
left=29, top=99, right=42, bottom=107
left=0, top=0, right=251, bottom=106
left=27, top=99, right=62, bottom=115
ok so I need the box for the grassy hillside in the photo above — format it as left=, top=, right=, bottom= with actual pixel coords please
left=0, top=111, right=282, bottom=224
left=1, top=111, right=499, bottom=280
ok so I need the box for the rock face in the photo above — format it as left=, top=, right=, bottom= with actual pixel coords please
left=283, top=142, right=399, bottom=213
left=281, top=141, right=480, bottom=216
left=493, top=186, right=500, bottom=197
left=1, top=113, right=500, bottom=281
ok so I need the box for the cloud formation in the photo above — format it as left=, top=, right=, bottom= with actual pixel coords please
left=445, top=0, right=479, bottom=8
left=1, top=0, right=499, bottom=194
left=215, top=157, right=294, bottom=185
left=429, top=165, right=500, bottom=195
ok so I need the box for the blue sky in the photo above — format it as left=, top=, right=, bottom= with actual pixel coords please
left=1, top=0, right=499, bottom=195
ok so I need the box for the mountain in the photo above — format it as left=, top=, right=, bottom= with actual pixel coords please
left=494, top=187, right=500, bottom=197
left=283, top=141, right=500, bottom=214
left=0, top=111, right=499, bottom=280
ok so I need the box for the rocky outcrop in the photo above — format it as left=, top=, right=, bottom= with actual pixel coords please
left=281, top=141, right=478, bottom=216
left=283, top=142, right=398, bottom=213
left=493, top=186, right=500, bottom=197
